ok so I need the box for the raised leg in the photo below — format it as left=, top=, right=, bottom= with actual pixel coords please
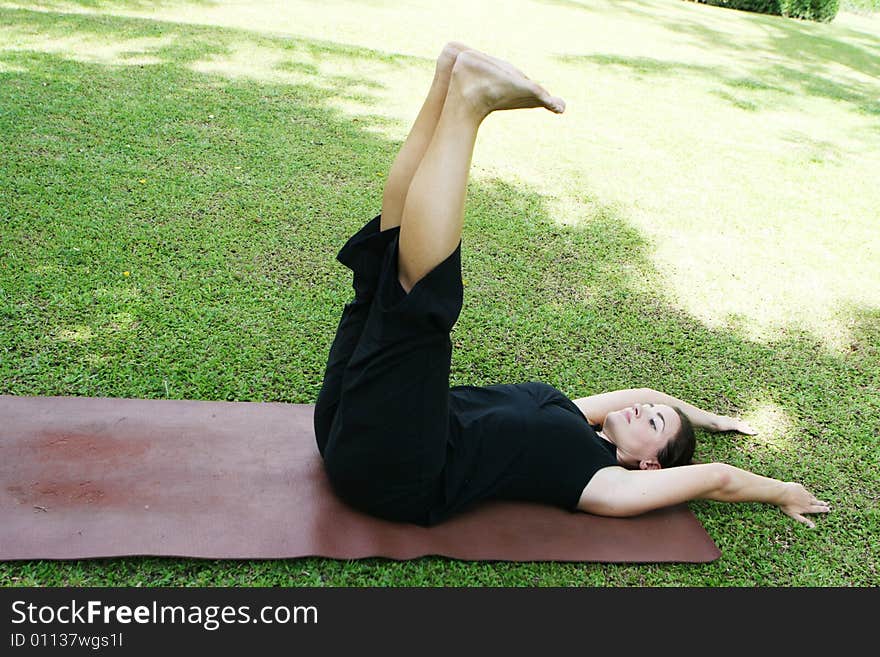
left=316, top=48, right=565, bottom=453
left=316, top=43, right=469, bottom=451
left=397, top=50, right=565, bottom=293
left=380, top=42, right=469, bottom=232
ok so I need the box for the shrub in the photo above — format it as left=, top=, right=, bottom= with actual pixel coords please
left=689, top=0, right=840, bottom=22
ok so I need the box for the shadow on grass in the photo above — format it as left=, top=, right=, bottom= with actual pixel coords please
left=0, top=0, right=221, bottom=11
left=0, top=6, right=877, bottom=585
left=559, top=50, right=878, bottom=117
left=544, top=0, right=880, bottom=116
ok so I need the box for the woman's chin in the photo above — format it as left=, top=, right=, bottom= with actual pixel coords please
left=605, top=411, right=624, bottom=434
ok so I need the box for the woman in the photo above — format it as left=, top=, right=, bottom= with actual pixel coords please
left=313, top=42, right=830, bottom=529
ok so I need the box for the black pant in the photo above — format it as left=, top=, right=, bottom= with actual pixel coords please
left=314, top=213, right=463, bottom=524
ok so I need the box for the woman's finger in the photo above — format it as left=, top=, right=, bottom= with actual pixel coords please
left=737, top=421, right=757, bottom=435
left=796, top=513, right=816, bottom=528
left=785, top=510, right=815, bottom=528
left=808, top=496, right=831, bottom=510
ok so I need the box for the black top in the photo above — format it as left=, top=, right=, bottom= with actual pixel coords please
left=428, top=380, right=618, bottom=524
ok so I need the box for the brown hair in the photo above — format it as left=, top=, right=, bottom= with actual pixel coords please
left=656, top=407, right=695, bottom=468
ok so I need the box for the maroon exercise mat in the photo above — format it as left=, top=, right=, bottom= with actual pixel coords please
left=0, top=395, right=720, bottom=563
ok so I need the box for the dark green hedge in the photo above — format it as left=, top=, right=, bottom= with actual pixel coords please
left=690, top=0, right=840, bottom=21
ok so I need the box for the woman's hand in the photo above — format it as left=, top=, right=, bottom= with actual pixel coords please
left=778, top=482, right=831, bottom=528
left=713, top=415, right=757, bottom=435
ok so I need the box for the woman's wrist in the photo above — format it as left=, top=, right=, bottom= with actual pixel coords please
left=694, top=411, right=725, bottom=432
left=774, top=481, right=796, bottom=507
left=709, top=414, right=757, bottom=434
left=715, top=464, right=788, bottom=505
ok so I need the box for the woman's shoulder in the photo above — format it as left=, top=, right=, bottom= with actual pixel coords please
left=517, top=380, right=566, bottom=405
left=450, top=381, right=553, bottom=402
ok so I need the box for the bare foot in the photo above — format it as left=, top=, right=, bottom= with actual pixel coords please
left=436, top=42, right=541, bottom=95
left=435, top=41, right=471, bottom=81
left=449, top=50, right=566, bottom=117
left=464, top=48, right=532, bottom=83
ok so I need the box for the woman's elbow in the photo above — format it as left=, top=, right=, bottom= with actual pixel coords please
left=709, top=462, right=734, bottom=499
left=577, top=498, right=636, bottom=518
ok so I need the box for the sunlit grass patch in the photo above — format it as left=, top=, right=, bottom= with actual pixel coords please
left=54, top=324, right=94, bottom=343
left=741, top=401, right=797, bottom=455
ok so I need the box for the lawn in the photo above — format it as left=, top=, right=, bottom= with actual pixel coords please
left=1, top=0, right=878, bottom=586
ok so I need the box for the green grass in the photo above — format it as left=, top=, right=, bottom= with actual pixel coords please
left=1, top=0, right=878, bottom=586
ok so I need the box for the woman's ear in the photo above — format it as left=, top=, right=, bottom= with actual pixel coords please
left=639, top=459, right=661, bottom=471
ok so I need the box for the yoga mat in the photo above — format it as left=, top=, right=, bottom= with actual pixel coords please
left=0, top=395, right=721, bottom=563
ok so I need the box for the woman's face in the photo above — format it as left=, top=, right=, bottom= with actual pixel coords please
left=603, top=402, right=681, bottom=469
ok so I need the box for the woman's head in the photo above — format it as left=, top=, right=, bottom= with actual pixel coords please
left=602, top=403, right=695, bottom=470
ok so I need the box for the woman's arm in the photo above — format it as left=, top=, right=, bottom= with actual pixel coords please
left=571, top=388, right=755, bottom=433
left=577, top=462, right=831, bottom=528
